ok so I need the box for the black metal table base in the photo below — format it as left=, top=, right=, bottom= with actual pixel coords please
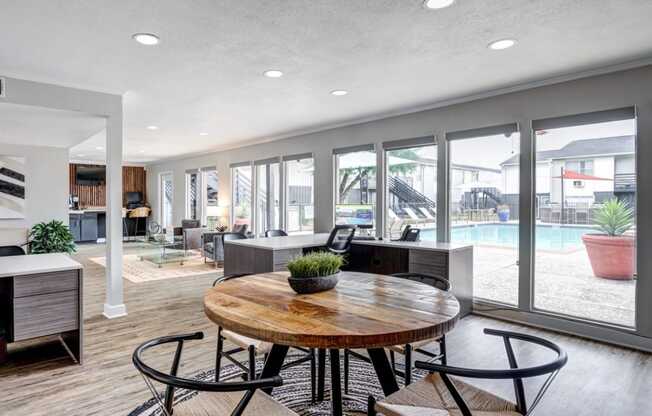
left=261, top=345, right=400, bottom=416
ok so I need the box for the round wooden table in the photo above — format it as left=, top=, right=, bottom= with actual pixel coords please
left=204, top=271, right=460, bottom=415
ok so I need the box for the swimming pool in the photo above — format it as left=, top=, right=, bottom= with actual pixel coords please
left=420, top=223, right=597, bottom=250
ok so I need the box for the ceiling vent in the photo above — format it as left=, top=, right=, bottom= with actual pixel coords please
left=0, top=77, right=5, bottom=98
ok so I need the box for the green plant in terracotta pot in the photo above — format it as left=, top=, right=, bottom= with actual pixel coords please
left=582, top=199, right=635, bottom=280
left=286, top=252, right=344, bottom=294
left=29, top=220, right=76, bottom=254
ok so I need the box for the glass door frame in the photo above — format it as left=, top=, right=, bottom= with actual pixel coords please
left=440, top=113, right=652, bottom=349
left=445, top=124, right=520, bottom=307
left=159, top=171, right=174, bottom=232
left=283, top=153, right=315, bottom=235
left=254, top=156, right=284, bottom=236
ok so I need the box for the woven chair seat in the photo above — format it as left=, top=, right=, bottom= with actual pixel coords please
left=375, top=373, right=519, bottom=416
left=221, top=330, right=273, bottom=354
left=174, top=389, right=296, bottom=416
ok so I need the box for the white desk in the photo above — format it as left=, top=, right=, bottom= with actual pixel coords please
left=224, top=235, right=474, bottom=315
left=0, top=253, right=84, bottom=364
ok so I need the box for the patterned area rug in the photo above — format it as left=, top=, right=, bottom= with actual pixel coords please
left=89, top=253, right=221, bottom=283
left=129, top=355, right=425, bottom=416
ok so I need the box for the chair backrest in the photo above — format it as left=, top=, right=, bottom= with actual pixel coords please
left=397, top=225, right=420, bottom=242
left=181, top=219, right=201, bottom=229
left=132, top=332, right=283, bottom=416
left=325, top=224, right=356, bottom=254
left=265, top=229, right=288, bottom=237
left=391, top=272, right=450, bottom=291
left=232, top=223, right=248, bottom=235
left=415, top=328, right=568, bottom=416
left=222, top=232, right=248, bottom=243
left=0, top=245, right=25, bottom=257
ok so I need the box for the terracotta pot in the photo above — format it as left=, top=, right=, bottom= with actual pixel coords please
left=582, top=234, right=635, bottom=280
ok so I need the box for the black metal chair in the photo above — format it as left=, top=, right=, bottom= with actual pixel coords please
left=265, top=229, right=288, bottom=237
left=325, top=224, right=357, bottom=255
left=132, top=331, right=296, bottom=416
left=0, top=245, right=26, bottom=257
left=344, top=272, right=450, bottom=393
left=212, top=274, right=318, bottom=403
left=368, top=328, right=568, bottom=416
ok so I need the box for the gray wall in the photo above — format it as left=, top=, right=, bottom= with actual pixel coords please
left=146, top=65, right=652, bottom=235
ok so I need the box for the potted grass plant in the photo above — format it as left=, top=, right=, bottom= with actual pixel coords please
left=582, top=198, right=635, bottom=280
left=286, top=252, right=344, bottom=294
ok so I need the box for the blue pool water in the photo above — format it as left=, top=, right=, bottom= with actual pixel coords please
left=420, top=224, right=597, bottom=250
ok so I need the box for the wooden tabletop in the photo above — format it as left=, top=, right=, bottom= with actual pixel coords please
left=204, top=272, right=460, bottom=349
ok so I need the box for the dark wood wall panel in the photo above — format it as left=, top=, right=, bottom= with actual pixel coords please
left=69, top=164, right=147, bottom=207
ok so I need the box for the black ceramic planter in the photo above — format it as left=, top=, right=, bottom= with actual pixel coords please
left=287, top=272, right=340, bottom=294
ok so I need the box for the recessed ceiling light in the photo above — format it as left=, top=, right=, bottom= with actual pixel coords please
left=263, top=70, right=284, bottom=78
left=199, top=132, right=209, bottom=136
left=488, top=39, right=517, bottom=50
left=331, top=90, right=349, bottom=96
left=146, top=125, right=159, bottom=130
left=132, top=33, right=160, bottom=45
left=95, top=146, right=104, bottom=150
left=423, top=0, right=455, bottom=9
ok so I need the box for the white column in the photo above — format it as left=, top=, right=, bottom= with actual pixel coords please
left=103, top=107, right=127, bottom=319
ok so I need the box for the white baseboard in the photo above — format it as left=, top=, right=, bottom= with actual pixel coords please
left=103, top=303, right=127, bottom=319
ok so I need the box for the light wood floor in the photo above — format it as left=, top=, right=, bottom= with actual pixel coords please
left=1, top=243, right=651, bottom=416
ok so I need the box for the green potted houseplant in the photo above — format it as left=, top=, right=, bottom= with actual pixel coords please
left=286, top=252, right=344, bottom=294
left=582, top=199, right=635, bottom=280
left=29, top=220, right=76, bottom=254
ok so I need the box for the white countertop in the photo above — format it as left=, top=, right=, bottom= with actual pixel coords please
left=0, top=253, right=83, bottom=278
left=69, top=208, right=106, bottom=214
left=351, top=239, right=472, bottom=252
left=225, top=233, right=472, bottom=252
left=226, top=233, right=330, bottom=250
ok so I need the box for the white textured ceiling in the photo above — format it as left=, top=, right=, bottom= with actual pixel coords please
left=1, top=0, right=652, bottom=162
left=0, top=103, right=105, bottom=148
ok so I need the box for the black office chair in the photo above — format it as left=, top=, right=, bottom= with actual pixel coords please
left=393, top=225, right=421, bottom=242
left=211, top=274, right=317, bottom=403
left=325, top=224, right=357, bottom=255
left=132, top=332, right=296, bottom=416
left=232, top=224, right=248, bottom=235
left=265, top=229, right=288, bottom=237
left=0, top=245, right=26, bottom=257
left=369, top=328, right=568, bottom=416
left=344, top=272, right=450, bottom=393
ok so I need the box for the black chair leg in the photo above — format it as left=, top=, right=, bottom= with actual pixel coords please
left=215, top=328, right=223, bottom=382
left=404, top=344, right=412, bottom=385
left=248, top=345, right=256, bottom=381
left=440, top=334, right=447, bottom=365
left=310, top=348, right=316, bottom=403
left=390, top=350, right=396, bottom=373
left=317, top=348, right=326, bottom=402
left=344, top=349, right=350, bottom=395
left=367, top=395, right=377, bottom=416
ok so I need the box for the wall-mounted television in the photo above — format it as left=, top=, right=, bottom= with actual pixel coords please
left=76, top=166, right=106, bottom=185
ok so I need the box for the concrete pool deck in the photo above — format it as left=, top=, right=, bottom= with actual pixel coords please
left=473, top=245, right=636, bottom=327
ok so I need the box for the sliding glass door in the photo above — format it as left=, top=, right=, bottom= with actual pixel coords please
left=334, top=146, right=377, bottom=232
left=160, top=172, right=174, bottom=232
left=202, top=168, right=219, bottom=229
left=185, top=170, right=200, bottom=221
left=533, top=115, right=637, bottom=327
left=285, top=156, right=314, bottom=234
left=231, top=164, right=252, bottom=230
left=255, top=159, right=281, bottom=236
left=448, top=127, right=520, bottom=306
left=385, top=143, right=437, bottom=239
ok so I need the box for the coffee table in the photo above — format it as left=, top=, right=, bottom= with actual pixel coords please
left=138, top=235, right=189, bottom=268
